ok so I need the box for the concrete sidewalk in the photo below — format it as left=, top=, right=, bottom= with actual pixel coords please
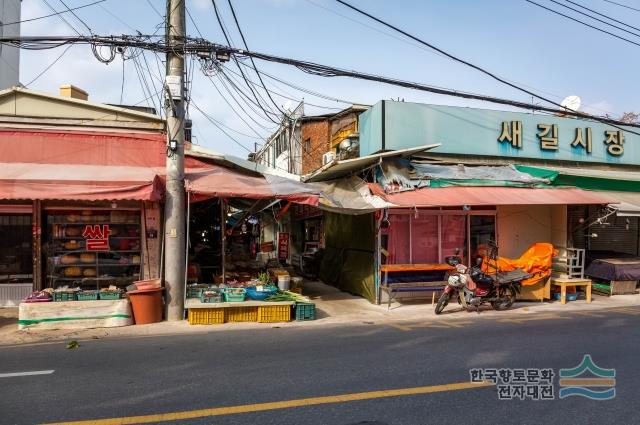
left=1, top=280, right=639, bottom=347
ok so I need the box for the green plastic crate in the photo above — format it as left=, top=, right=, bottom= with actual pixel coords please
left=201, top=289, right=224, bottom=303
left=52, top=292, right=77, bottom=302
left=187, top=287, right=204, bottom=299
left=77, top=290, right=99, bottom=301
left=295, top=302, right=316, bottom=321
left=99, top=291, right=123, bottom=300
left=223, top=288, right=246, bottom=302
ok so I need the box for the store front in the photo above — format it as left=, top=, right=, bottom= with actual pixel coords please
left=383, top=208, right=496, bottom=267
left=42, top=205, right=144, bottom=291
left=0, top=204, right=34, bottom=306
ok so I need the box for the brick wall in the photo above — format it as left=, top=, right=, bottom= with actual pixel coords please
left=301, top=120, right=330, bottom=175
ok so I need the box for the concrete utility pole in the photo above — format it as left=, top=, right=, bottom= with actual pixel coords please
left=164, top=0, right=186, bottom=321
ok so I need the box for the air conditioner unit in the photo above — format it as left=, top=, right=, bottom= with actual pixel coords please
left=322, top=151, right=336, bottom=165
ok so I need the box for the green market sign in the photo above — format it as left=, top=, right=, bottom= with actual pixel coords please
left=359, top=101, right=640, bottom=165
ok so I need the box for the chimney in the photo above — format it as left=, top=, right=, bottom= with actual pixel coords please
left=59, top=84, right=88, bottom=101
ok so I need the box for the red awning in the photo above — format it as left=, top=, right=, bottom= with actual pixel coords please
left=185, top=166, right=319, bottom=205
left=385, top=186, right=616, bottom=207
left=0, top=163, right=162, bottom=201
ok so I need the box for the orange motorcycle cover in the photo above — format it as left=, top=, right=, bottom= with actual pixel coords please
left=482, top=243, right=558, bottom=286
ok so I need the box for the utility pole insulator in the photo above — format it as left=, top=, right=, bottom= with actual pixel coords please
left=164, top=0, right=186, bottom=321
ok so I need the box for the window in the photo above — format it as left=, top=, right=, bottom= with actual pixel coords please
left=0, top=214, right=33, bottom=284
left=382, top=211, right=495, bottom=266
left=44, top=208, right=142, bottom=290
left=304, top=138, right=311, bottom=152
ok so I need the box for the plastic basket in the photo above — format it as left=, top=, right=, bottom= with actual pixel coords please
left=223, top=288, right=246, bottom=302
left=99, top=291, right=123, bottom=300
left=201, top=289, right=224, bottom=303
left=187, top=287, right=204, bottom=299
left=295, top=302, right=316, bottom=321
left=245, top=285, right=278, bottom=301
left=188, top=308, right=224, bottom=325
left=225, top=306, right=257, bottom=322
left=52, top=292, right=77, bottom=302
left=257, top=305, right=291, bottom=323
left=76, top=290, right=99, bottom=301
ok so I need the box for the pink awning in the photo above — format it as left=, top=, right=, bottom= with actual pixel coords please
left=385, top=186, right=616, bottom=207
left=185, top=166, right=319, bottom=205
left=0, top=163, right=162, bottom=201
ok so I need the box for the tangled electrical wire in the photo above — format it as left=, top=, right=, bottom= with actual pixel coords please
left=2, top=34, right=639, bottom=132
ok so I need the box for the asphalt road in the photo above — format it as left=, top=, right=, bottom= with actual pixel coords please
left=1, top=307, right=639, bottom=425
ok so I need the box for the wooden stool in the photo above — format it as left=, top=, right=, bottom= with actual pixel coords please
left=551, top=278, right=592, bottom=304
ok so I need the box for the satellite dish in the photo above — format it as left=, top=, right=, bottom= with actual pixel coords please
left=561, top=95, right=581, bottom=112
left=283, top=100, right=292, bottom=111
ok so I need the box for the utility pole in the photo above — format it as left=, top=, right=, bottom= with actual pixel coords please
left=164, top=0, right=186, bottom=321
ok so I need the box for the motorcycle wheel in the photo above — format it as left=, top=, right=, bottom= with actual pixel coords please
left=435, top=292, right=451, bottom=315
left=491, top=285, right=516, bottom=311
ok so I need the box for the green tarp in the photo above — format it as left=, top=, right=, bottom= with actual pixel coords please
left=319, top=211, right=376, bottom=302
left=515, top=165, right=640, bottom=192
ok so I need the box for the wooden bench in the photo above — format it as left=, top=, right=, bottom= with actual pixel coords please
left=379, top=264, right=454, bottom=309
left=551, top=278, right=592, bottom=305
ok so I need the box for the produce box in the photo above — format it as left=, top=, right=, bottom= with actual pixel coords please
left=223, top=288, right=246, bottom=302
left=99, top=291, right=123, bottom=300
left=257, top=305, right=291, bottom=323
left=52, top=292, right=77, bottom=302
left=225, top=306, right=257, bottom=322
left=295, top=302, right=316, bottom=321
left=188, top=308, right=224, bottom=325
left=76, top=290, right=99, bottom=301
left=201, top=289, right=224, bottom=303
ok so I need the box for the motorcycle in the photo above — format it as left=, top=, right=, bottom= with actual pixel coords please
left=434, top=242, right=531, bottom=314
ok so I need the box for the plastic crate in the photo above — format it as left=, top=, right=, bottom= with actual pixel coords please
left=223, top=288, right=246, bottom=302
left=76, top=290, right=99, bottom=301
left=201, top=289, right=224, bottom=303
left=225, top=306, right=258, bottom=322
left=99, top=291, right=123, bottom=300
left=52, top=292, right=77, bottom=302
left=295, top=302, right=316, bottom=321
left=188, top=308, right=224, bottom=325
left=187, top=287, right=204, bottom=299
left=257, top=305, right=292, bottom=323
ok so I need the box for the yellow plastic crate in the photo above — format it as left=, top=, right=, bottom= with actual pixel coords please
left=225, top=306, right=258, bottom=322
left=257, top=305, right=292, bottom=323
left=188, top=308, right=224, bottom=325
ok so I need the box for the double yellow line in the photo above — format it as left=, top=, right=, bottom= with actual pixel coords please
left=44, top=381, right=493, bottom=425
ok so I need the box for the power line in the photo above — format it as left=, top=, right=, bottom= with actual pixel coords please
left=603, top=0, right=640, bottom=13
left=146, top=0, right=164, bottom=19
left=42, top=0, right=82, bottom=36
left=191, top=100, right=253, bottom=152
left=334, top=0, right=565, bottom=110
left=525, top=0, right=640, bottom=48
left=211, top=0, right=281, bottom=124
left=549, top=0, right=640, bottom=38
left=226, top=0, right=284, bottom=114
left=24, top=44, right=73, bottom=87
left=2, top=34, right=637, bottom=131
left=59, top=0, right=94, bottom=34
left=223, top=63, right=344, bottom=110
left=566, top=0, right=640, bottom=33
left=0, top=0, right=105, bottom=27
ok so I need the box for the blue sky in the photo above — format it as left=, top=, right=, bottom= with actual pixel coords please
left=18, top=0, right=640, bottom=157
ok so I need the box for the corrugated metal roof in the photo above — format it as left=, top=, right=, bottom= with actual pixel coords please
left=303, top=144, right=441, bottom=183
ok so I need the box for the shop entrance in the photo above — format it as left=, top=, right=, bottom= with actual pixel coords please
left=0, top=207, right=34, bottom=306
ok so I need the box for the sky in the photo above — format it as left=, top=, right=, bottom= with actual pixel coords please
left=14, top=0, right=640, bottom=157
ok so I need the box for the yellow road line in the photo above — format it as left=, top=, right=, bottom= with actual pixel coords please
left=43, top=381, right=493, bottom=425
